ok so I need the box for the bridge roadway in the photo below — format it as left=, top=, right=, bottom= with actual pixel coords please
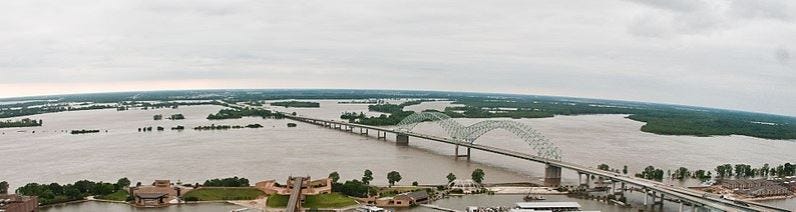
left=285, top=176, right=306, bottom=212
left=284, top=114, right=791, bottom=212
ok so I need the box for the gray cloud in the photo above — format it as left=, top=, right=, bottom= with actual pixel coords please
left=0, top=0, right=795, bottom=116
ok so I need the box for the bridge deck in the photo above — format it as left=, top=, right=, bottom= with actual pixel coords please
left=285, top=176, right=305, bottom=212
left=285, top=114, right=791, bottom=212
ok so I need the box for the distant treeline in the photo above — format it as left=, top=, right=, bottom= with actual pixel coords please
left=619, top=162, right=796, bottom=182
left=194, top=124, right=263, bottom=130
left=0, top=118, right=42, bottom=128
left=445, top=98, right=796, bottom=140
left=270, top=101, right=320, bottom=108
left=70, top=129, right=101, bottom=134
left=207, top=108, right=283, bottom=120
left=340, top=100, right=430, bottom=126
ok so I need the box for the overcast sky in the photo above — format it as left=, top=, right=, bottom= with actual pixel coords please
left=0, top=0, right=794, bottom=115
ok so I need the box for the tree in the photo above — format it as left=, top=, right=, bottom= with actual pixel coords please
left=446, top=173, right=457, bottom=183
left=622, top=166, right=628, bottom=175
left=673, top=167, right=690, bottom=180
left=116, top=178, right=131, bottom=189
left=597, top=164, right=610, bottom=171
left=387, top=171, right=402, bottom=187
left=471, top=169, right=485, bottom=184
left=362, top=170, right=374, bottom=185
left=0, top=181, right=8, bottom=194
left=412, top=181, right=419, bottom=186
left=329, top=171, right=340, bottom=183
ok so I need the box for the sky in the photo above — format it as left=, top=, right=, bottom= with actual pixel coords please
left=0, top=0, right=794, bottom=116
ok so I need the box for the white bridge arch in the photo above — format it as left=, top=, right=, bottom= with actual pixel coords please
left=395, top=112, right=561, bottom=160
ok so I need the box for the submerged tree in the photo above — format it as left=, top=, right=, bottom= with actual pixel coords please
left=471, top=169, right=486, bottom=184
left=362, top=170, right=374, bottom=185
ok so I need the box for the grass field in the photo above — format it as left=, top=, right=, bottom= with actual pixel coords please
left=182, top=187, right=264, bottom=201
left=95, top=190, right=128, bottom=201
left=266, top=193, right=357, bottom=208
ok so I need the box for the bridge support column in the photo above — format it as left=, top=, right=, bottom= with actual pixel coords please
left=543, top=165, right=562, bottom=187
left=585, top=174, right=591, bottom=187
left=611, top=181, right=616, bottom=194
left=679, top=201, right=684, bottom=212
left=377, top=131, right=386, bottom=140
left=360, top=128, right=368, bottom=135
left=396, top=133, right=409, bottom=146
left=643, top=188, right=648, bottom=206
left=454, top=145, right=471, bottom=159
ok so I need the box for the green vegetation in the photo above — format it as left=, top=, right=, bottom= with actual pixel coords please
left=615, top=162, right=795, bottom=182
left=328, top=172, right=340, bottom=183
left=95, top=190, right=129, bottom=201
left=715, top=163, right=795, bottom=178
left=207, top=108, right=282, bottom=120
left=471, top=169, right=485, bottom=184
left=270, top=101, right=320, bottom=108
left=267, top=193, right=357, bottom=208
left=203, top=177, right=250, bottom=187
left=331, top=180, right=371, bottom=198
left=153, top=114, right=163, bottom=120
left=0, top=118, right=42, bottom=128
left=15, top=178, right=130, bottom=205
left=627, top=112, right=796, bottom=139
left=303, top=193, right=358, bottom=208
left=446, top=173, right=456, bottom=183
left=447, top=98, right=796, bottom=139
left=635, top=166, right=665, bottom=181
left=193, top=124, right=263, bottom=130
left=0, top=104, right=115, bottom=119
left=171, top=125, right=185, bottom=130
left=182, top=187, right=263, bottom=201
left=266, top=195, right=289, bottom=207
left=361, top=170, right=374, bottom=185
left=387, top=171, right=402, bottom=187
left=70, top=129, right=100, bottom=134
left=168, top=114, right=185, bottom=120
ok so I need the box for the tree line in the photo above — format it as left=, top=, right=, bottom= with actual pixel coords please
left=0, top=118, right=42, bottom=128
left=14, top=178, right=131, bottom=205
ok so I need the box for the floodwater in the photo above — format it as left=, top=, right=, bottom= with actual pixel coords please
left=1, top=100, right=794, bottom=211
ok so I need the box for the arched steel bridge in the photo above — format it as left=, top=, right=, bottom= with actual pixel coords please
left=395, top=112, right=561, bottom=160
left=282, top=112, right=790, bottom=212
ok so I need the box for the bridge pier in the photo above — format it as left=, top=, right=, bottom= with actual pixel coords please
left=377, top=131, right=386, bottom=140
left=360, top=128, right=368, bottom=135
left=454, top=144, right=471, bottom=160
left=396, top=133, right=409, bottom=146
left=543, top=165, right=562, bottom=187
left=643, top=188, right=648, bottom=206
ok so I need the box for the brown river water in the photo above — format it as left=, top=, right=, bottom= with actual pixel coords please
left=1, top=100, right=794, bottom=211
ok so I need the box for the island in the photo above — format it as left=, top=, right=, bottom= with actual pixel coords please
left=0, top=118, right=42, bottom=128
left=270, top=101, right=320, bottom=108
